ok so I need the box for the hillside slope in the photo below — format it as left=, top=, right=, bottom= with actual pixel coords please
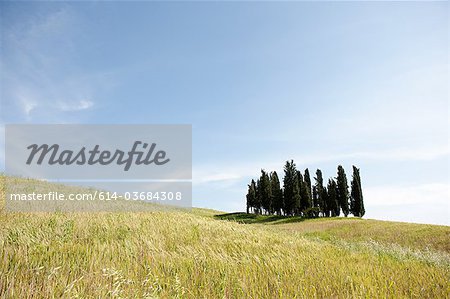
left=0, top=176, right=449, bottom=298
left=215, top=213, right=450, bottom=253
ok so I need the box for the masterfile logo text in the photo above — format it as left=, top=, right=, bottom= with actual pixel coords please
left=6, top=124, right=191, bottom=180
left=5, top=124, right=192, bottom=212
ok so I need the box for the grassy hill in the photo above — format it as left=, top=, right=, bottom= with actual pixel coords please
left=215, top=213, right=450, bottom=253
left=1, top=175, right=449, bottom=298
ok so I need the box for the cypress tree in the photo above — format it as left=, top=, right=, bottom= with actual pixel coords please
left=270, top=171, right=283, bottom=215
left=336, top=165, right=350, bottom=217
left=304, top=168, right=313, bottom=208
left=246, top=179, right=257, bottom=214
left=245, top=163, right=366, bottom=218
left=246, top=181, right=250, bottom=214
left=255, top=179, right=262, bottom=214
left=250, top=179, right=257, bottom=213
left=322, top=184, right=330, bottom=217
left=265, top=170, right=272, bottom=214
left=327, top=178, right=339, bottom=217
left=297, top=171, right=311, bottom=214
left=350, top=165, right=365, bottom=217
left=283, top=160, right=297, bottom=216
left=258, top=170, right=272, bottom=215
left=293, top=172, right=302, bottom=216
left=314, top=169, right=325, bottom=217
left=312, top=186, right=319, bottom=217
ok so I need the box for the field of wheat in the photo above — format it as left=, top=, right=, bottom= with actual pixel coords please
left=0, top=175, right=449, bottom=298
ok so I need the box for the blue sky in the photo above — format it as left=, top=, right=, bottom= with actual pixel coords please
left=1, top=1, right=448, bottom=225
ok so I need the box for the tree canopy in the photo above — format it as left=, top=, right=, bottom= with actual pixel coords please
left=246, top=160, right=365, bottom=218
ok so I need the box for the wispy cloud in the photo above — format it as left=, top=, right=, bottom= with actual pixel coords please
left=58, top=99, right=94, bottom=112
left=364, top=183, right=449, bottom=225
left=297, top=146, right=450, bottom=164
left=21, top=98, right=37, bottom=117
left=193, top=163, right=276, bottom=186
left=365, top=183, right=449, bottom=206
left=1, top=7, right=112, bottom=122
left=193, top=172, right=243, bottom=184
left=193, top=145, right=449, bottom=185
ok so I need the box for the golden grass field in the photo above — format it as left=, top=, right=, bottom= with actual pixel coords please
left=1, top=175, right=449, bottom=298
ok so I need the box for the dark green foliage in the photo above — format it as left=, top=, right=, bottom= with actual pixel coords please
left=255, top=179, right=262, bottom=214
left=292, top=172, right=302, bottom=216
left=283, top=160, right=300, bottom=216
left=245, top=161, right=365, bottom=219
left=246, top=183, right=251, bottom=213
left=298, top=171, right=312, bottom=214
left=322, top=185, right=330, bottom=217
left=246, top=179, right=257, bottom=214
left=302, top=207, right=320, bottom=218
left=312, top=186, right=319, bottom=217
left=314, top=169, right=326, bottom=217
left=327, top=178, right=340, bottom=217
left=336, top=165, right=350, bottom=217
left=304, top=168, right=313, bottom=207
left=258, top=170, right=272, bottom=215
left=350, top=165, right=365, bottom=217
left=270, top=171, right=283, bottom=215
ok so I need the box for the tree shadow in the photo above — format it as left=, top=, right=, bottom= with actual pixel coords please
left=214, top=212, right=308, bottom=225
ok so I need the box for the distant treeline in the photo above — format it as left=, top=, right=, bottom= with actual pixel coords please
left=246, top=160, right=365, bottom=218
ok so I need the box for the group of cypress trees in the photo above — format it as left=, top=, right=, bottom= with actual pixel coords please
left=246, top=160, right=365, bottom=218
